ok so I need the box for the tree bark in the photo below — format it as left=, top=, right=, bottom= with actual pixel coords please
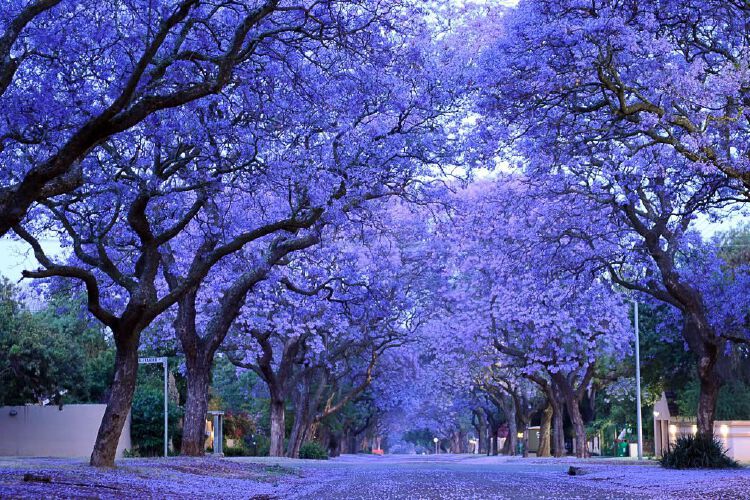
left=90, top=337, right=139, bottom=466
left=485, top=409, right=500, bottom=456
left=697, top=353, right=720, bottom=437
left=180, top=355, right=211, bottom=456
left=269, top=399, right=286, bottom=457
left=538, top=402, right=553, bottom=458
left=552, top=400, right=565, bottom=457
left=503, top=398, right=517, bottom=456
left=287, top=399, right=313, bottom=458
left=476, top=412, right=487, bottom=454
left=554, top=374, right=587, bottom=458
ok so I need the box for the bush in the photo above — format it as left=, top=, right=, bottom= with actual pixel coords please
left=660, top=434, right=739, bottom=469
left=224, top=445, right=250, bottom=457
left=131, top=378, right=182, bottom=456
left=299, top=441, right=328, bottom=460
left=254, top=434, right=270, bottom=457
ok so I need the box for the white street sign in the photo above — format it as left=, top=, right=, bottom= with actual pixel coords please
left=139, top=357, right=167, bottom=364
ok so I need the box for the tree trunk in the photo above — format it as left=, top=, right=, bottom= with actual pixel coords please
left=328, top=432, right=341, bottom=457
left=504, top=399, right=517, bottom=456
left=180, top=355, right=211, bottom=456
left=475, top=411, right=487, bottom=454
left=487, top=417, right=500, bottom=456
left=90, top=338, right=139, bottom=467
left=550, top=387, right=565, bottom=457
left=559, top=389, right=587, bottom=458
left=507, top=419, right=517, bottom=456
left=538, top=402, right=553, bottom=458
left=697, top=352, right=720, bottom=437
left=269, top=399, right=286, bottom=457
left=288, top=413, right=313, bottom=458
left=552, top=402, right=565, bottom=457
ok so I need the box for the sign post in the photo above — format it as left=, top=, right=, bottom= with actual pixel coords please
left=139, top=356, right=168, bottom=458
left=633, top=302, right=643, bottom=460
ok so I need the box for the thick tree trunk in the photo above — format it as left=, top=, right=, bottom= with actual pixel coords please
left=697, top=353, right=720, bottom=437
left=288, top=414, right=313, bottom=458
left=538, top=402, right=553, bottom=458
left=679, top=315, right=724, bottom=437
left=552, top=402, right=565, bottom=457
left=181, top=356, right=211, bottom=456
left=269, top=399, right=286, bottom=457
left=490, top=424, right=500, bottom=455
left=560, top=391, right=587, bottom=458
left=455, top=431, right=463, bottom=453
left=328, top=432, right=341, bottom=457
left=507, top=419, right=517, bottom=456
left=90, top=338, right=139, bottom=467
left=475, top=411, right=487, bottom=454
left=504, top=398, right=517, bottom=456
left=552, top=374, right=587, bottom=458
left=570, top=407, right=587, bottom=458
left=347, top=432, right=358, bottom=454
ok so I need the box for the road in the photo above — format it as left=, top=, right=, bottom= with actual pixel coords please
left=2, top=453, right=749, bottom=499
left=270, top=454, right=640, bottom=499
left=232, top=453, right=750, bottom=500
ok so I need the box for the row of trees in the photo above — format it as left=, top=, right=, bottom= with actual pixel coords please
left=3, top=0, right=750, bottom=465
left=382, top=0, right=750, bottom=457
left=1, top=0, right=485, bottom=466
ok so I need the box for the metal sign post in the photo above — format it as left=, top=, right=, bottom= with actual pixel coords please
left=633, top=302, right=643, bottom=460
left=139, top=356, right=168, bottom=458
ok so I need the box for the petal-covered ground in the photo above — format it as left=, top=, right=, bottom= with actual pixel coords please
left=1, top=454, right=749, bottom=499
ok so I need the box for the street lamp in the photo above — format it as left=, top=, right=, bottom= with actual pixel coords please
left=634, top=301, right=643, bottom=460
left=433, top=437, right=439, bottom=455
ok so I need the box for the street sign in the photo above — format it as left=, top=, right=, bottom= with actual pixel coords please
left=139, top=357, right=167, bottom=364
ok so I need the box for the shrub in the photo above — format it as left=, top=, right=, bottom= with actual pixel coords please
left=254, top=434, right=270, bottom=457
left=299, top=441, right=328, bottom=460
left=224, top=411, right=255, bottom=441
left=130, top=378, right=182, bottom=456
left=224, top=445, right=250, bottom=457
left=660, top=434, right=739, bottom=469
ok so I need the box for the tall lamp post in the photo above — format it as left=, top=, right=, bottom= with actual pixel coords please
left=634, top=301, right=643, bottom=460
left=433, top=437, right=439, bottom=455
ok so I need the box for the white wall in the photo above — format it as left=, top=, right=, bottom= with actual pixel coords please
left=0, top=404, right=131, bottom=458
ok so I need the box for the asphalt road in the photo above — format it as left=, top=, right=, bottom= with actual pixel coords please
left=230, top=453, right=750, bottom=500
left=234, top=454, right=653, bottom=499
left=2, top=453, right=748, bottom=499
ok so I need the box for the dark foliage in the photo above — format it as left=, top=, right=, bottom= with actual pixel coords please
left=660, top=434, right=739, bottom=469
left=299, top=441, right=329, bottom=460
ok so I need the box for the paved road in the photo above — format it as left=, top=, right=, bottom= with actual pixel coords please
left=278, top=454, right=643, bottom=499
left=2, top=454, right=748, bottom=499
left=232, top=454, right=750, bottom=500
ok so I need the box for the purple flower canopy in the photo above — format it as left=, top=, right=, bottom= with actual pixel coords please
left=1, top=0, right=749, bottom=463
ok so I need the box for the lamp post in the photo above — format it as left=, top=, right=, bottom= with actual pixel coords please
left=433, top=437, right=439, bottom=455
left=634, top=301, right=643, bottom=460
